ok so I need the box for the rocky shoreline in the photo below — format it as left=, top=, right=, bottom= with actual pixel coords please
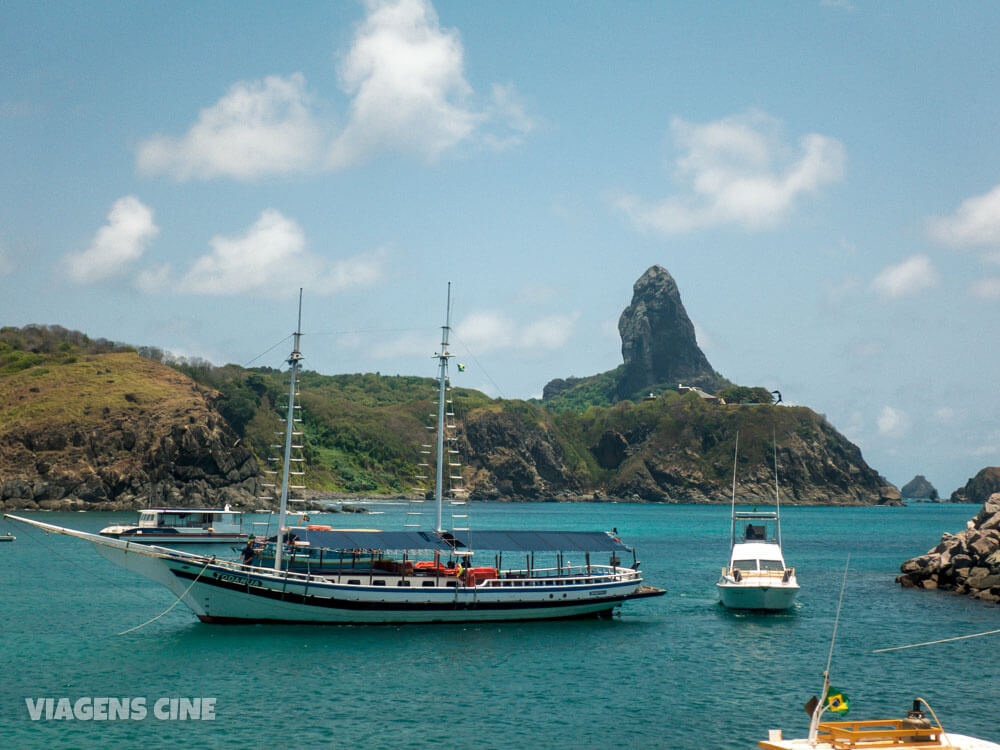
left=897, top=493, right=1000, bottom=604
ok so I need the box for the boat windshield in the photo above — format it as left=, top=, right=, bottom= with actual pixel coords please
left=731, top=558, right=785, bottom=572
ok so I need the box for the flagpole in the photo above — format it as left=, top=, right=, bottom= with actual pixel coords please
left=809, top=554, right=850, bottom=745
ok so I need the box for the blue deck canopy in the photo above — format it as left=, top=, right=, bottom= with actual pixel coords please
left=284, top=528, right=630, bottom=553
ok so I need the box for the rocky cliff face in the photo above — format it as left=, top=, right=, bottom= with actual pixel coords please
left=617, top=265, right=724, bottom=399
left=897, top=494, right=1000, bottom=604
left=0, top=352, right=262, bottom=511
left=900, top=474, right=939, bottom=500
left=461, top=409, right=580, bottom=501
left=456, top=399, right=896, bottom=505
left=600, top=408, right=896, bottom=504
left=950, top=467, right=1000, bottom=503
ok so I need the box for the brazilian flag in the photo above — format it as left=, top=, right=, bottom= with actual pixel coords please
left=826, top=688, right=850, bottom=715
left=457, top=364, right=466, bottom=372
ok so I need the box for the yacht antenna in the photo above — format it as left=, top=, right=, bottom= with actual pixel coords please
left=773, top=427, right=782, bottom=548
left=729, top=432, right=739, bottom=543
left=434, top=283, right=453, bottom=533
left=275, top=288, right=303, bottom=570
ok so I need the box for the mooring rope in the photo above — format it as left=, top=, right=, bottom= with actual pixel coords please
left=116, top=557, right=214, bottom=636
left=873, top=628, right=1000, bottom=653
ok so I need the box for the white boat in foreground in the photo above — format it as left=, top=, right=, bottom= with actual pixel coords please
left=760, top=704, right=1000, bottom=750
left=99, top=506, right=246, bottom=544
left=717, top=435, right=798, bottom=611
left=761, top=560, right=998, bottom=749
left=5, top=288, right=664, bottom=624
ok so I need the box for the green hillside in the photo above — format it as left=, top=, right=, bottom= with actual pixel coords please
left=0, top=325, right=894, bottom=506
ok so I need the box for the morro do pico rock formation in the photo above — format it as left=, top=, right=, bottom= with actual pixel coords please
left=900, top=474, right=939, bottom=500
left=617, top=265, right=725, bottom=400
left=897, top=494, right=1000, bottom=604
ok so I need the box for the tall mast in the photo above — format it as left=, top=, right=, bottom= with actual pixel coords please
left=434, top=283, right=452, bottom=533
left=729, top=432, right=739, bottom=544
left=275, top=289, right=303, bottom=571
left=773, top=427, right=782, bottom=548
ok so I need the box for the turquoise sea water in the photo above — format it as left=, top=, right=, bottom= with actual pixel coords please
left=2, top=502, right=998, bottom=749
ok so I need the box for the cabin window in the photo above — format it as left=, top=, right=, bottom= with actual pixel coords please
left=372, top=580, right=386, bottom=586
left=397, top=580, right=411, bottom=587
left=445, top=581, right=458, bottom=588
left=733, top=559, right=757, bottom=571
left=760, top=560, right=784, bottom=572
left=422, top=581, right=435, bottom=587
left=347, top=579, right=361, bottom=585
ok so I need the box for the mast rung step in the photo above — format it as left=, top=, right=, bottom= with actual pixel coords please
left=449, top=463, right=461, bottom=467
left=404, top=524, right=421, bottom=528
left=452, top=527, right=469, bottom=532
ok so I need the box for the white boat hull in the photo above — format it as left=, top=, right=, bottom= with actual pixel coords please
left=761, top=731, right=1000, bottom=749
left=9, top=514, right=663, bottom=625
left=717, top=578, right=799, bottom=611
left=151, top=555, right=651, bottom=624
left=99, top=531, right=248, bottom=544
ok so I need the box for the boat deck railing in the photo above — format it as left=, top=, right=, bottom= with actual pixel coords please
left=722, top=566, right=795, bottom=583
left=817, top=718, right=945, bottom=748
left=149, top=545, right=638, bottom=588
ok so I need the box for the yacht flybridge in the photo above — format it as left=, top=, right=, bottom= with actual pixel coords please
left=717, top=434, right=799, bottom=611
left=5, top=287, right=664, bottom=624
left=99, top=506, right=246, bottom=544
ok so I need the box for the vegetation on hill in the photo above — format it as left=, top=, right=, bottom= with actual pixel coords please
left=0, top=325, right=892, bottom=505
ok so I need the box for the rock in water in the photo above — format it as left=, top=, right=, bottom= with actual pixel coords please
left=950, top=467, right=1000, bottom=503
left=617, top=265, right=722, bottom=400
left=897, top=493, right=1000, bottom=603
left=900, top=474, right=939, bottom=500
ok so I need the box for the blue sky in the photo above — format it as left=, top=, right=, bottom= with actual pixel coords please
left=3, top=1, right=1000, bottom=495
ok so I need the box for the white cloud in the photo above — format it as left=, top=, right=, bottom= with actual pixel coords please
left=179, top=209, right=383, bottom=298
left=369, top=330, right=434, bottom=359
left=454, top=311, right=514, bottom=353
left=877, top=405, right=909, bottom=438
left=453, top=310, right=576, bottom=355
left=134, top=263, right=172, bottom=294
left=135, top=1, right=529, bottom=180
left=929, top=185, right=1000, bottom=248
left=870, top=254, right=938, bottom=299
left=136, top=74, right=324, bottom=180
left=65, top=196, right=159, bottom=284
left=970, top=277, right=1000, bottom=299
left=614, top=110, right=845, bottom=234
left=330, top=0, right=483, bottom=167
left=523, top=313, right=578, bottom=350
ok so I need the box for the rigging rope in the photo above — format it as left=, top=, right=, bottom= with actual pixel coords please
left=13, top=522, right=165, bottom=606
left=872, top=628, right=1000, bottom=653
left=450, top=331, right=506, bottom=400
left=242, top=333, right=293, bottom=368
left=116, top=557, right=214, bottom=636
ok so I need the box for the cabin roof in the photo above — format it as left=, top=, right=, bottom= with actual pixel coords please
left=285, top=528, right=631, bottom=553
